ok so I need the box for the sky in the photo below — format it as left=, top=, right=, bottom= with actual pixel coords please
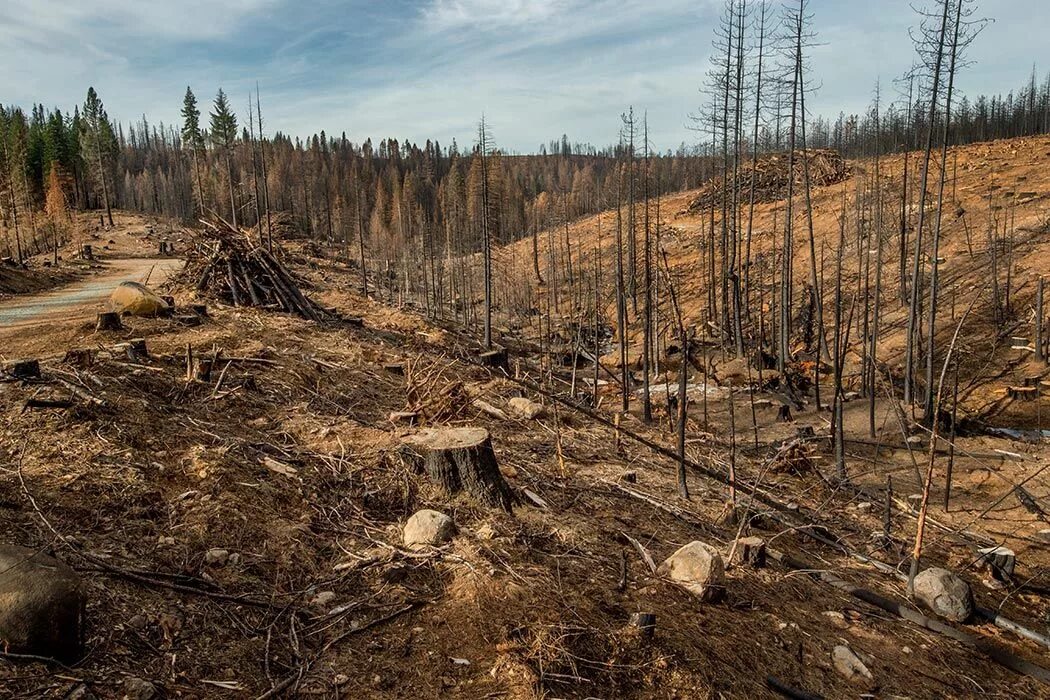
left=0, top=0, right=1046, bottom=153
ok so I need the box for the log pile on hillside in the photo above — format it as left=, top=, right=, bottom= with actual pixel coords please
left=686, top=149, right=850, bottom=212
left=175, top=219, right=334, bottom=322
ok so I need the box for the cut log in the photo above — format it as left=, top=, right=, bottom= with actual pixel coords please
left=1008, top=386, right=1038, bottom=401
left=96, top=311, right=123, bottom=331
left=3, top=359, right=40, bottom=379
left=400, top=427, right=515, bottom=510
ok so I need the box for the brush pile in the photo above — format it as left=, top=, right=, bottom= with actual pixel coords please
left=687, top=149, right=850, bottom=212
left=177, top=219, right=334, bottom=321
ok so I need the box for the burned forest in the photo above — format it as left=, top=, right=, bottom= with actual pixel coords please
left=3, top=0, right=1050, bottom=698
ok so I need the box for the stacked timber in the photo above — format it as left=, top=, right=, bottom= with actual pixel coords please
left=178, top=219, right=334, bottom=322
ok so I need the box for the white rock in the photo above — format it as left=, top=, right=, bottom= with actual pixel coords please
left=204, top=548, right=229, bottom=566
left=403, top=509, right=456, bottom=549
left=913, top=567, right=973, bottom=622
left=656, top=541, right=726, bottom=601
left=507, top=397, right=547, bottom=420
left=832, top=645, right=873, bottom=682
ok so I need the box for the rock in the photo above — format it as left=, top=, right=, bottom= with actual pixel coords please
left=0, top=545, right=86, bottom=662
left=122, top=677, right=157, bottom=700
left=108, top=281, right=170, bottom=317
left=855, top=502, right=873, bottom=513
left=822, top=611, right=848, bottom=629
left=913, top=567, right=973, bottom=622
left=832, top=645, right=873, bottom=682
left=507, top=397, right=546, bottom=420
left=403, top=509, right=455, bottom=549
left=1037, top=529, right=1050, bottom=544
left=656, top=541, right=726, bottom=601
left=310, top=591, right=337, bottom=607
left=204, top=548, right=229, bottom=566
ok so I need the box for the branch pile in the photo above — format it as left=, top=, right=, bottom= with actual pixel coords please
left=686, top=149, right=850, bottom=212
left=176, top=219, right=334, bottom=322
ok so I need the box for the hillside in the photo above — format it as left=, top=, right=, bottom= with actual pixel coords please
left=0, top=182, right=1049, bottom=697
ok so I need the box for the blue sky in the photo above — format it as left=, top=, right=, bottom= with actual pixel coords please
left=1, top=0, right=1046, bottom=152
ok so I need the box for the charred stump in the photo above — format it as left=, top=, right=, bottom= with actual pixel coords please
left=401, top=427, right=515, bottom=510
left=96, top=312, right=122, bottom=332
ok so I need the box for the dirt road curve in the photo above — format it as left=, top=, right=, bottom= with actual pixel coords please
left=0, top=258, right=183, bottom=335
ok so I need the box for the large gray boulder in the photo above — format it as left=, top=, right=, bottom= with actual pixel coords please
left=657, top=541, right=726, bottom=601
left=913, top=567, right=973, bottom=622
left=403, top=510, right=456, bottom=549
left=0, top=545, right=86, bottom=662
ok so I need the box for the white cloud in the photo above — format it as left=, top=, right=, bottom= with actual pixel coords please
left=421, top=0, right=575, bottom=31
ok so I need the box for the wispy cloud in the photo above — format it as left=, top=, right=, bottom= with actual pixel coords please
left=1, top=0, right=1047, bottom=153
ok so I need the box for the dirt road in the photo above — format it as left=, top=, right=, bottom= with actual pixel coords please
left=0, top=258, right=183, bottom=337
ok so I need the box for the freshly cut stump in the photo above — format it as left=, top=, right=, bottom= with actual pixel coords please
left=401, top=427, right=514, bottom=511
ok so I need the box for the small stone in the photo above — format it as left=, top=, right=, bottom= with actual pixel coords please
left=902, top=646, right=912, bottom=654
left=832, top=645, right=873, bottom=682
left=1037, top=529, right=1050, bottom=544
left=204, top=548, right=229, bottom=566
left=822, top=611, right=848, bottom=629
left=334, top=674, right=349, bottom=686
left=507, top=397, right=547, bottom=420
left=127, top=614, right=148, bottom=631
left=403, top=509, right=456, bottom=549
left=228, top=552, right=242, bottom=566
left=122, top=677, right=157, bottom=700
left=157, top=536, right=175, bottom=547
left=913, top=567, right=973, bottom=622
left=657, top=541, right=726, bottom=601
left=855, top=502, right=873, bottom=513
left=310, top=591, right=337, bottom=607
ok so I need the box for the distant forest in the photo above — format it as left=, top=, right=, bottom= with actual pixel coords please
left=1, top=67, right=1049, bottom=263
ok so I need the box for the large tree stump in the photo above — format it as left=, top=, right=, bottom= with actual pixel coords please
left=401, top=427, right=515, bottom=510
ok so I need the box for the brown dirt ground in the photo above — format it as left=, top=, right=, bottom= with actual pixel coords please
left=2, top=133, right=1050, bottom=699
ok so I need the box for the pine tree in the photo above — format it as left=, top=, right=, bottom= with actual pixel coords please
left=181, top=87, right=205, bottom=216
left=210, top=89, right=239, bottom=227
left=80, top=87, right=114, bottom=227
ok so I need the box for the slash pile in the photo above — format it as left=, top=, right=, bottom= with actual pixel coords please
left=687, top=149, right=850, bottom=212
left=177, top=219, right=334, bottom=322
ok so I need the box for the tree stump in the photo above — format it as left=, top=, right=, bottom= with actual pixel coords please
left=777, top=404, right=794, bottom=422
left=977, top=546, right=1016, bottom=582
left=116, top=338, right=149, bottom=362
left=626, top=612, right=656, bottom=640
left=479, top=349, right=509, bottom=371
left=62, top=349, right=96, bottom=369
left=3, top=359, right=40, bottom=379
left=730, top=536, right=767, bottom=569
left=96, top=311, right=122, bottom=331
left=401, top=427, right=515, bottom=510
left=80, top=244, right=93, bottom=260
